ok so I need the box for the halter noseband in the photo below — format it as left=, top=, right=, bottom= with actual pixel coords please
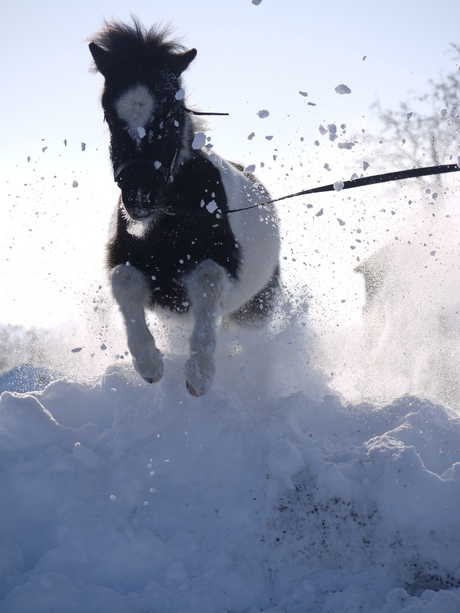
left=114, top=152, right=179, bottom=186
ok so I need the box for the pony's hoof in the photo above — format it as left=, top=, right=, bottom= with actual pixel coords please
left=186, top=381, right=200, bottom=397
left=133, top=357, right=164, bottom=384
left=185, top=354, right=215, bottom=397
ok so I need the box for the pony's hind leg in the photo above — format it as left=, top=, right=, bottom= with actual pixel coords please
left=184, top=259, right=226, bottom=396
left=111, top=264, right=164, bottom=384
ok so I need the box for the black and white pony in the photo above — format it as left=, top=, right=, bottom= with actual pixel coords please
left=89, top=20, right=280, bottom=396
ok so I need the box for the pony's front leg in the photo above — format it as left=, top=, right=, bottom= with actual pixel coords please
left=111, top=264, right=164, bottom=384
left=184, top=260, right=226, bottom=396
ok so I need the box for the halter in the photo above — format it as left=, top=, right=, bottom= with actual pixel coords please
left=114, top=151, right=179, bottom=186
left=113, top=109, right=226, bottom=186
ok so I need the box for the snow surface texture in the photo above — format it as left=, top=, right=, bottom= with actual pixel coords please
left=1, top=305, right=460, bottom=613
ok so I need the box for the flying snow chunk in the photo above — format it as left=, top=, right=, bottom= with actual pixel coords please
left=439, top=108, right=448, bottom=118
left=257, top=109, right=270, bottom=119
left=252, top=0, right=263, bottom=5
left=244, top=164, right=256, bottom=173
left=192, top=132, right=206, bottom=150
left=338, top=142, right=355, bottom=150
left=299, top=91, right=308, bottom=97
left=81, top=142, right=86, bottom=152
left=175, top=89, right=185, bottom=100
left=72, top=180, right=78, bottom=188
left=363, top=161, right=370, bottom=170
left=206, top=200, right=218, bottom=214
left=137, top=127, right=146, bottom=139
left=335, top=84, right=352, bottom=95
left=247, top=132, right=255, bottom=140
left=334, top=180, right=344, bottom=191
left=406, top=112, right=413, bottom=119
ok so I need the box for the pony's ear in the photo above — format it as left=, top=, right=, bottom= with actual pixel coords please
left=89, top=42, right=113, bottom=76
left=169, top=48, right=197, bottom=76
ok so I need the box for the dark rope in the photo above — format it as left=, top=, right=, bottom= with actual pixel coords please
left=185, top=108, right=229, bottom=116
left=228, top=163, right=460, bottom=214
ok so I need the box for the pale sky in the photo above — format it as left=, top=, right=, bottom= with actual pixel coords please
left=1, top=0, right=460, bottom=329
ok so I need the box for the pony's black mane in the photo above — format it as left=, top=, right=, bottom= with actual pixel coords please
left=90, top=18, right=186, bottom=69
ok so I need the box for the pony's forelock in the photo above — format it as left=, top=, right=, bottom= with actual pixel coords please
left=89, top=17, right=185, bottom=73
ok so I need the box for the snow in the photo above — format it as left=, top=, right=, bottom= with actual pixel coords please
left=191, top=132, right=206, bottom=150
left=334, top=180, right=344, bottom=191
left=1, top=336, right=460, bottom=612
left=2, top=137, right=460, bottom=613
left=257, top=110, right=270, bottom=119
left=335, top=84, right=352, bottom=95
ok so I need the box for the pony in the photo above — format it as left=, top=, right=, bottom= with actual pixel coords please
left=89, top=19, right=280, bottom=396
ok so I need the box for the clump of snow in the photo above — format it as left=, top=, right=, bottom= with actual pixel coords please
left=205, top=200, right=218, bottom=214
left=335, top=84, right=352, bottom=94
left=191, top=132, right=206, bottom=150
left=363, top=160, right=370, bottom=170
left=175, top=89, right=185, bottom=100
left=244, top=164, right=256, bottom=173
left=72, top=180, right=78, bottom=188
left=338, top=141, right=355, bottom=150
left=299, top=91, right=308, bottom=97
left=81, top=142, right=86, bottom=152
left=439, top=108, right=449, bottom=118
left=257, top=109, right=270, bottom=118
left=334, top=180, right=344, bottom=191
left=252, top=0, right=263, bottom=4
left=137, top=127, right=146, bottom=139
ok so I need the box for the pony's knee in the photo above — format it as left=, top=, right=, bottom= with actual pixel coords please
left=111, top=264, right=151, bottom=307
left=186, top=259, right=226, bottom=305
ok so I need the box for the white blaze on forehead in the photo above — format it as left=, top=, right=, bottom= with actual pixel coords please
left=115, top=84, right=156, bottom=139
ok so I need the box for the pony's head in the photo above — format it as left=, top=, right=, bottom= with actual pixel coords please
left=89, top=19, right=197, bottom=221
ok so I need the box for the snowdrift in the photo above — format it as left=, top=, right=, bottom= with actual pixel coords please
left=1, top=322, right=460, bottom=613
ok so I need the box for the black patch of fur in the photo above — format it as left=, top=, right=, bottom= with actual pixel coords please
left=107, top=153, right=241, bottom=314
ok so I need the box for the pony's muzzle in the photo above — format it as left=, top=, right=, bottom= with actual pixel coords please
left=121, top=186, right=160, bottom=220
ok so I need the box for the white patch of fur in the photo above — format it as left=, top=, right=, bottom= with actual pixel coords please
left=207, top=153, right=281, bottom=314
left=115, top=85, right=156, bottom=141
left=184, top=259, right=231, bottom=395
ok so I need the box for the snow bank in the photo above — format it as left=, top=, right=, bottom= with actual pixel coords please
left=1, top=342, right=460, bottom=612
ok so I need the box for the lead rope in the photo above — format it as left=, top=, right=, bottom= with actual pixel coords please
left=228, top=162, right=460, bottom=214
left=185, top=110, right=460, bottom=213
